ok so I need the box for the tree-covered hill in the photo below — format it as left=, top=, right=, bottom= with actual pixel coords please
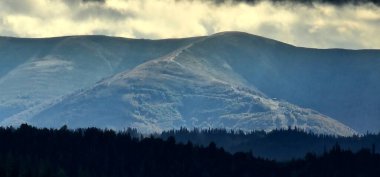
left=0, top=124, right=379, bottom=177
left=161, top=127, right=380, bottom=160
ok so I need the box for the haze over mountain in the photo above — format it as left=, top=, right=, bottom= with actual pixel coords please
left=0, top=32, right=379, bottom=135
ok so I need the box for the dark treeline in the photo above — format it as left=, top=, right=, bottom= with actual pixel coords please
left=161, top=127, right=380, bottom=160
left=0, top=125, right=380, bottom=177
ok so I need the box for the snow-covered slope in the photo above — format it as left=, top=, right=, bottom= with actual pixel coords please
left=0, top=36, right=199, bottom=120
left=2, top=35, right=355, bottom=136
left=0, top=32, right=379, bottom=134
left=186, top=32, right=380, bottom=133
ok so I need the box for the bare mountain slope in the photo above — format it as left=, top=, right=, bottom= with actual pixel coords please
left=0, top=32, right=379, bottom=134
left=0, top=36, right=199, bottom=119
left=4, top=34, right=356, bottom=136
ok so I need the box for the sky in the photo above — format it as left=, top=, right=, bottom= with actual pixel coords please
left=0, top=0, right=379, bottom=49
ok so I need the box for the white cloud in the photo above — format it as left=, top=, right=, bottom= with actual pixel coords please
left=0, top=0, right=379, bottom=49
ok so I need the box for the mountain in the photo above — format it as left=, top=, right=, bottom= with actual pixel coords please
left=0, top=32, right=379, bottom=135
left=0, top=36, right=198, bottom=120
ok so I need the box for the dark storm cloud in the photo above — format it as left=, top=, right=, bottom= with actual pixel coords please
left=61, top=0, right=106, bottom=7
left=200, top=0, right=380, bottom=6
left=72, top=5, right=133, bottom=21
left=83, top=0, right=106, bottom=3
left=69, top=0, right=380, bottom=6
left=0, top=1, right=39, bottom=14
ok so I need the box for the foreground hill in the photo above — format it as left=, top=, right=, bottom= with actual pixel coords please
left=0, top=32, right=379, bottom=134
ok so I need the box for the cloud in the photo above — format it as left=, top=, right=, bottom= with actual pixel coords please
left=83, top=0, right=106, bottom=3
left=201, top=0, right=380, bottom=6
left=0, top=0, right=379, bottom=49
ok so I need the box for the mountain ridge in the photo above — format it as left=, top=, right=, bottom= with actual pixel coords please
left=3, top=31, right=379, bottom=50
left=2, top=33, right=356, bottom=136
left=0, top=32, right=379, bottom=134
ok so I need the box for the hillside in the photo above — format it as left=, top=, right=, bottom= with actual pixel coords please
left=1, top=32, right=379, bottom=134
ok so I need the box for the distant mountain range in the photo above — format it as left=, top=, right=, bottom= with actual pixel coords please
left=0, top=32, right=379, bottom=135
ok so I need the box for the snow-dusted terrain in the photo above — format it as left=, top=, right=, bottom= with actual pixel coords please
left=0, top=36, right=198, bottom=120
left=0, top=32, right=379, bottom=135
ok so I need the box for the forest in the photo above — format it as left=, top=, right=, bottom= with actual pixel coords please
left=0, top=124, right=379, bottom=177
left=160, top=127, right=380, bottom=160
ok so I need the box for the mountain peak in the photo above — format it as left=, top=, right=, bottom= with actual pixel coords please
left=0, top=32, right=379, bottom=134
